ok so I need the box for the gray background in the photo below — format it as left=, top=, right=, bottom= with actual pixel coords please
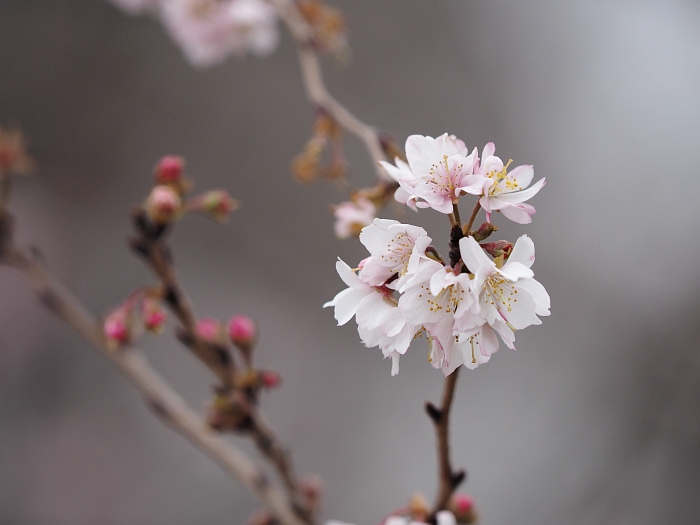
left=1, top=1, right=700, bottom=524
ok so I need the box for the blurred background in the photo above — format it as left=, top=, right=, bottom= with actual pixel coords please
left=1, top=1, right=700, bottom=524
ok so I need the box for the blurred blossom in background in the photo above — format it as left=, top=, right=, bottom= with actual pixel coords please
left=1, top=1, right=700, bottom=524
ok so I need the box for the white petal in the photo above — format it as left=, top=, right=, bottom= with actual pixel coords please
left=459, top=236, right=493, bottom=273
left=515, top=278, right=550, bottom=316
left=496, top=177, right=546, bottom=204
left=508, top=164, right=534, bottom=189
left=498, top=261, right=534, bottom=281
left=507, top=235, right=536, bottom=269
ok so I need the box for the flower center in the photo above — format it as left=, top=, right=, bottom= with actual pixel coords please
left=486, top=159, right=519, bottom=196
left=484, top=273, right=518, bottom=314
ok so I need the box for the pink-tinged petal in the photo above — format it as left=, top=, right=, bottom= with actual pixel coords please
left=358, top=258, right=394, bottom=286
left=508, top=164, right=534, bottom=189
left=500, top=204, right=535, bottom=224
left=458, top=174, right=486, bottom=196
left=507, top=235, right=535, bottom=269
left=479, top=324, right=500, bottom=356
left=498, top=261, right=534, bottom=281
left=436, top=133, right=468, bottom=157
left=394, top=186, right=418, bottom=210
left=459, top=236, right=493, bottom=272
left=496, top=177, right=546, bottom=204
left=515, top=278, right=551, bottom=316
left=482, top=142, right=495, bottom=160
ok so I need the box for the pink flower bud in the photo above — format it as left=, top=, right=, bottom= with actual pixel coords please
left=147, top=185, right=181, bottom=224
left=260, top=371, right=281, bottom=389
left=154, top=155, right=184, bottom=184
left=142, top=298, right=166, bottom=333
left=228, top=314, right=257, bottom=349
left=196, top=317, right=223, bottom=344
left=104, top=311, right=129, bottom=347
left=449, top=493, right=477, bottom=524
left=480, top=240, right=513, bottom=259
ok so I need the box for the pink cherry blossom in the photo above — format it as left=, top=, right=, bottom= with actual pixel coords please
left=333, top=197, right=376, bottom=239
left=380, top=134, right=482, bottom=214
left=160, top=0, right=279, bottom=67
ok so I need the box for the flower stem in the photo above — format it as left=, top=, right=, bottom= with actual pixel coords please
left=464, top=200, right=482, bottom=234
left=452, top=202, right=462, bottom=226
left=427, top=368, right=465, bottom=520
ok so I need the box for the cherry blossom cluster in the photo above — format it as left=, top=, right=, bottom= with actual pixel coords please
left=107, top=0, right=347, bottom=67
left=325, top=133, right=550, bottom=376
left=108, top=0, right=279, bottom=66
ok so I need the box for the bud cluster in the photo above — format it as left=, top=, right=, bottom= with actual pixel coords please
left=103, top=288, right=168, bottom=349
left=141, top=154, right=238, bottom=232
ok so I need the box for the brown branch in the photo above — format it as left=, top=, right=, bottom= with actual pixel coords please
left=0, top=240, right=308, bottom=525
left=130, top=210, right=312, bottom=522
left=426, top=369, right=466, bottom=520
left=270, top=0, right=389, bottom=180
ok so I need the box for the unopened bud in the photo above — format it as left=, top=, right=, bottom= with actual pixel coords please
left=154, top=155, right=184, bottom=184
left=0, top=127, right=34, bottom=176
left=408, top=492, right=429, bottom=522
left=104, top=310, right=130, bottom=348
left=142, top=297, right=167, bottom=333
left=480, top=240, right=513, bottom=259
left=190, top=190, right=240, bottom=222
left=195, top=317, right=224, bottom=344
left=299, top=474, right=323, bottom=513
left=470, top=222, right=498, bottom=242
left=260, top=370, right=282, bottom=389
left=448, top=493, right=477, bottom=524
left=228, top=314, right=257, bottom=351
left=147, top=185, right=181, bottom=224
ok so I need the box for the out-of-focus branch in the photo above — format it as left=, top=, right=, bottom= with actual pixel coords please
left=0, top=174, right=308, bottom=525
left=270, top=0, right=389, bottom=180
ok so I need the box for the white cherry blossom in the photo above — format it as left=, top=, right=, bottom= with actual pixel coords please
left=324, top=259, right=419, bottom=375
left=358, top=219, right=432, bottom=287
left=398, top=258, right=477, bottom=369
left=473, top=142, right=545, bottom=224
left=460, top=234, right=550, bottom=334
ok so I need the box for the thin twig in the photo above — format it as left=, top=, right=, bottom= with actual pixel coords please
left=464, top=201, right=482, bottom=234
left=0, top=242, right=308, bottom=525
left=270, top=0, right=388, bottom=180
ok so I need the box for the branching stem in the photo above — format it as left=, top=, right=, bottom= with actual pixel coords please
left=270, top=0, right=388, bottom=179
